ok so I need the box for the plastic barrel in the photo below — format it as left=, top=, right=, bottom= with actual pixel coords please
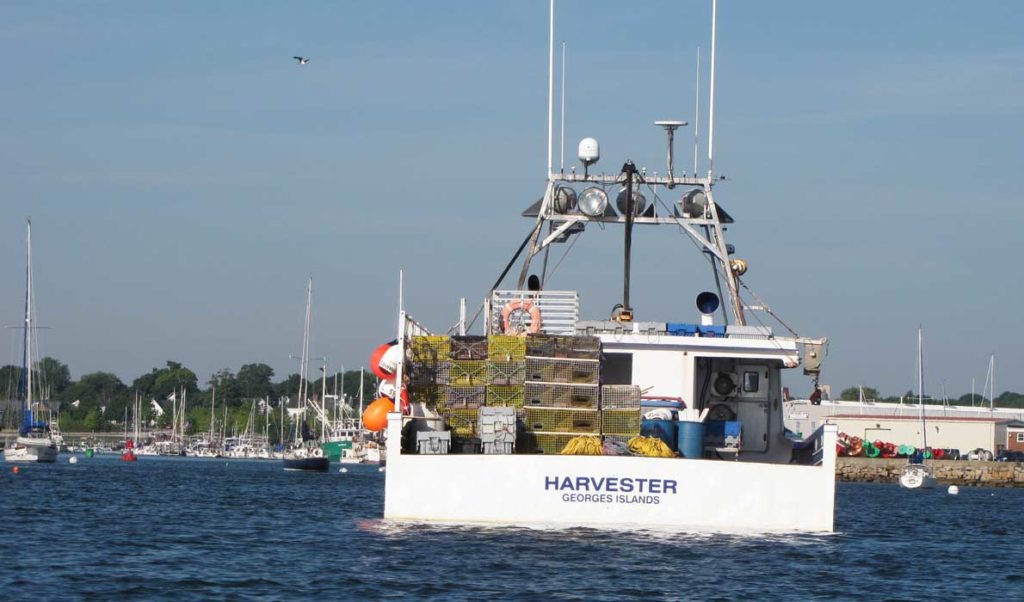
left=676, top=420, right=705, bottom=459
left=641, top=419, right=677, bottom=451
left=923, top=449, right=932, bottom=459
left=866, top=444, right=880, bottom=458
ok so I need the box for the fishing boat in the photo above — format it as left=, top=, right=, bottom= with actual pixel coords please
left=4, top=220, right=59, bottom=464
left=899, top=327, right=938, bottom=490
left=282, top=276, right=330, bottom=472
left=372, top=1, right=836, bottom=532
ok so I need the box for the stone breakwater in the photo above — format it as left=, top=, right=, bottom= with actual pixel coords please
left=837, top=458, right=1024, bottom=487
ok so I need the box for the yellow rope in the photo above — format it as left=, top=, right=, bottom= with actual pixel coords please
left=560, top=435, right=604, bottom=455
left=628, top=435, right=676, bottom=458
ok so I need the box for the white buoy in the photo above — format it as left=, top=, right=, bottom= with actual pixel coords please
left=947, top=485, right=959, bottom=495
left=340, top=467, right=348, bottom=473
left=69, top=456, right=79, bottom=464
left=378, top=466, right=385, bottom=472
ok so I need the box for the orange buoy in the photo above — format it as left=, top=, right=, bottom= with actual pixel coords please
left=369, top=342, right=394, bottom=379
left=363, top=396, right=395, bottom=432
left=501, top=300, right=542, bottom=335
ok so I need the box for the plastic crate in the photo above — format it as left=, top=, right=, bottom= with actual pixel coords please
left=486, top=385, right=525, bottom=408
left=449, top=336, right=489, bottom=360
left=525, top=382, right=599, bottom=409
left=408, top=361, right=450, bottom=386
left=519, top=432, right=575, bottom=454
left=410, top=336, right=451, bottom=363
left=601, top=408, right=641, bottom=436
left=525, top=357, right=600, bottom=385
left=601, top=385, right=642, bottom=409
left=450, top=360, right=487, bottom=386
left=439, top=408, right=479, bottom=437
left=698, top=325, right=726, bottom=338
left=487, top=361, right=526, bottom=386
left=521, top=407, right=600, bottom=433
left=408, top=385, right=446, bottom=407
left=487, top=335, right=526, bottom=361
left=416, top=431, right=451, bottom=455
left=483, top=440, right=514, bottom=454
left=478, top=407, right=516, bottom=447
left=666, top=323, right=699, bottom=336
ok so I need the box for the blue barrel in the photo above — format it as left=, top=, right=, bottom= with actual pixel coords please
left=641, top=419, right=677, bottom=451
left=677, top=421, right=705, bottom=459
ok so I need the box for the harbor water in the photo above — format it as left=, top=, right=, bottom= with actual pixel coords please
left=2, top=456, right=1021, bottom=599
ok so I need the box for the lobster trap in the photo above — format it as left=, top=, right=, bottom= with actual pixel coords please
left=525, top=357, right=599, bottom=385
left=408, top=361, right=450, bottom=386
left=449, top=360, right=487, bottom=387
left=601, top=408, right=642, bottom=436
left=525, top=334, right=601, bottom=360
left=410, top=336, right=451, bottom=363
left=600, top=385, right=642, bottom=409
left=443, top=386, right=486, bottom=410
left=519, top=432, right=575, bottom=454
left=408, top=385, right=446, bottom=408
left=487, top=361, right=526, bottom=386
left=449, top=335, right=489, bottom=360
left=520, top=407, right=600, bottom=434
left=439, top=408, right=480, bottom=437
left=524, top=382, right=599, bottom=409
left=486, top=385, right=525, bottom=408
left=487, top=335, right=526, bottom=361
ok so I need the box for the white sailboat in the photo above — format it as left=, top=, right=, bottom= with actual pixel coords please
left=899, top=327, right=938, bottom=490
left=4, top=220, right=59, bottom=463
left=282, top=276, right=329, bottom=472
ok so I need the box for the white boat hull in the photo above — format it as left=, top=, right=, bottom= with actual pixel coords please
left=384, top=418, right=837, bottom=533
left=4, top=437, right=59, bottom=463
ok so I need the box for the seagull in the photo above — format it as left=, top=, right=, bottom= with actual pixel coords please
left=293, top=56, right=310, bottom=65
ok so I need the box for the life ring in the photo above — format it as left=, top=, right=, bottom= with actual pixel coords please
left=501, top=300, right=542, bottom=335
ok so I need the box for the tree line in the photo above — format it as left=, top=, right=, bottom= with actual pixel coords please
left=1, top=357, right=379, bottom=437
left=837, top=386, right=1024, bottom=408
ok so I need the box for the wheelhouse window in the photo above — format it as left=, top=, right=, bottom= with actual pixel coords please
left=602, top=352, right=633, bottom=385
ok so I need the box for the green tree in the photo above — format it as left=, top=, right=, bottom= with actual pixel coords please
left=995, top=391, right=1024, bottom=408
left=207, top=368, right=241, bottom=406
left=237, top=363, right=274, bottom=400
left=839, top=386, right=879, bottom=401
left=34, top=357, right=71, bottom=396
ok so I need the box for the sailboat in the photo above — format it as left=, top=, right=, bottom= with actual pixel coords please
left=899, top=327, right=938, bottom=490
left=282, top=276, right=330, bottom=472
left=120, top=395, right=138, bottom=462
left=4, top=220, right=59, bottom=463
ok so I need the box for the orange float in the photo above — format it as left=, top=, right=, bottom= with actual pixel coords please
left=370, top=342, right=396, bottom=378
left=501, top=300, right=542, bottom=335
left=363, top=396, right=395, bottom=432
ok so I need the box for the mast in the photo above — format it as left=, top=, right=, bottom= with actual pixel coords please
left=918, top=326, right=927, bottom=451
left=358, top=368, right=364, bottom=430
left=707, top=0, right=718, bottom=179
left=23, top=219, right=33, bottom=431
left=546, top=0, right=554, bottom=177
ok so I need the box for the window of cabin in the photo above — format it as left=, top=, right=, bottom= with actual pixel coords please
left=602, top=352, right=633, bottom=385
left=1017, top=432, right=1024, bottom=443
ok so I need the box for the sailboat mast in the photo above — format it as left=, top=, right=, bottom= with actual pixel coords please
left=358, top=368, right=364, bottom=430
left=918, top=327, right=927, bottom=450
left=24, top=220, right=33, bottom=426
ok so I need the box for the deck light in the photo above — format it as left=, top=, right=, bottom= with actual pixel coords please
left=676, top=189, right=708, bottom=218
left=616, top=188, right=648, bottom=216
left=552, top=186, right=577, bottom=214
left=578, top=187, right=609, bottom=217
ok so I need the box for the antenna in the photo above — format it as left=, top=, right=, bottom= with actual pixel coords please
left=560, top=41, right=566, bottom=172
left=655, top=120, right=687, bottom=187
left=693, top=46, right=700, bottom=176
left=546, top=0, right=555, bottom=177
left=707, top=0, right=718, bottom=180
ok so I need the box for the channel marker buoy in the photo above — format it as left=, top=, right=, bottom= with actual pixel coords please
left=947, top=485, right=959, bottom=495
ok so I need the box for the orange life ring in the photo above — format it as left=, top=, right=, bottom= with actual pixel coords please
left=501, top=300, right=542, bottom=335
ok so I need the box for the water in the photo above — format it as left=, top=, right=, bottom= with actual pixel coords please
left=2, top=456, right=1022, bottom=600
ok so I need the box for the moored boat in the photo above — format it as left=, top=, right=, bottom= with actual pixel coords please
left=373, top=1, right=836, bottom=533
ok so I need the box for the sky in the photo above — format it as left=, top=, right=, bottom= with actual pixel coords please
left=1, top=1, right=1022, bottom=398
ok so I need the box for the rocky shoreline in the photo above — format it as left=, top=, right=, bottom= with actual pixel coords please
left=837, top=457, right=1024, bottom=487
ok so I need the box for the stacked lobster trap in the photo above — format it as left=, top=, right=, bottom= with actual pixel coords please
left=406, top=333, right=642, bottom=454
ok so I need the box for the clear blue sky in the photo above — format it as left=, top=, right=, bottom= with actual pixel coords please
left=2, top=1, right=1021, bottom=398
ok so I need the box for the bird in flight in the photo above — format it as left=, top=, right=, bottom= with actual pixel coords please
left=293, top=56, right=310, bottom=65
